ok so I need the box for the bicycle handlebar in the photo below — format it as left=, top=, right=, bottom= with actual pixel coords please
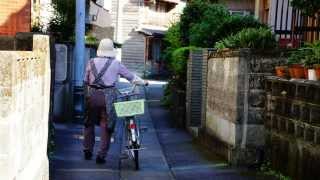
left=116, top=83, right=148, bottom=99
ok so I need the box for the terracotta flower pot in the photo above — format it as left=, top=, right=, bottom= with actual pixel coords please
left=314, top=64, right=320, bottom=80
left=275, top=66, right=288, bottom=78
left=288, top=64, right=305, bottom=79
left=304, top=67, right=309, bottom=79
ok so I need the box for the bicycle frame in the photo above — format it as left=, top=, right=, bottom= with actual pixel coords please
left=116, top=84, right=145, bottom=170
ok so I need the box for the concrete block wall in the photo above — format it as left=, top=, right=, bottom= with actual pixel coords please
left=0, top=0, right=31, bottom=36
left=265, top=77, right=320, bottom=179
left=0, top=35, right=51, bottom=180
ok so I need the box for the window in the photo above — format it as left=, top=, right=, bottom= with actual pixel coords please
left=229, top=10, right=252, bottom=16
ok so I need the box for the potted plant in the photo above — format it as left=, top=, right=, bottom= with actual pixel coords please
left=305, top=41, right=320, bottom=80
left=275, top=65, right=288, bottom=78
left=287, top=51, right=305, bottom=79
left=314, top=64, right=320, bottom=80
left=302, top=54, right=317, bottom=80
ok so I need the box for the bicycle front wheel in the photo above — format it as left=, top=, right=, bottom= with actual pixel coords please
left=133, top=142, right=139, bottom=170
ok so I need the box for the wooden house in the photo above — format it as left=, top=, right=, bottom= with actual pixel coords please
left=255, top=0, right=320, bottom=48
left=110, top=0, right=186, bottom=76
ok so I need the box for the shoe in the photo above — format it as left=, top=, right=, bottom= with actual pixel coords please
left=84, top=150, right=92, bottom=160
left=96, top=156, right=106, bottom=164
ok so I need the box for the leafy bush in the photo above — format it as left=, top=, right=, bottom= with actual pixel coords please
left=215, top=27, right=276, bottom=50
left=214, top=15, right=267, bottom=41
left=289, top=41, right=320, bottom=66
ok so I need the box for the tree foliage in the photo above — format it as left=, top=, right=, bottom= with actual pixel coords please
left=291, top=0, right=320, bottom=17
left=48, top=0, right=76, bottom=41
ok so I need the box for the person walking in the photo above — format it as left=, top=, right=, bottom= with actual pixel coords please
left=83, top=38, right=146, bottom=164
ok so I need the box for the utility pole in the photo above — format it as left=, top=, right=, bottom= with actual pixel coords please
left=75, top=0, right=86, bottom=86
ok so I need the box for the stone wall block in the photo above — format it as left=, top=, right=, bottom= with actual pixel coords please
left=248, top=90, right=265, bottom=108
left=316, top=87, right=320, bottom=104
left=287, top=120, right=295, bottom=135
left=272, top=115, right=279, bottom=131
left=284, top=100, right=292, bottom=117
left=287, top=83, right=296, bottom=98
left=292, top=104, right=301, bottom=120
left=265, top=113, right=272, bottom=129
left=297, top=85, right=307, bottom=100
left=248, top=107, right=264, bottom=124
left=310, top=106, right=320, bottom=126
left=315, top=127, right=320, bottom=144
left=274, top=100, right=282, bottom=115
left=249, top=74, right=265, bottom=90
left=279, top=117, right=287, bottom=132
left=304, top=125, right=315, bottom=142
left=265, top=81, right=272, bottom=93
left=295, top=124, right=304, bottom=138
left=306, top=86, right=318, bottom=103
left=301, top=105, right=310, bottom=123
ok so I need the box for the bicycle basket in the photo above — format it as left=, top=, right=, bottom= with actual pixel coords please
left=114, top=99, right=145, bottom=117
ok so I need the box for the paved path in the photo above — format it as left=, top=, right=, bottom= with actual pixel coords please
left=50, top=80, right=269, bottom=180
left=147, top=82, right=271, bottom=180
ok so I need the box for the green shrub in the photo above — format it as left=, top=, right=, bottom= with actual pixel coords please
left=215, top=15, right=268, bottom=41
left=215, top=27, right=276, bottom=50
left=289, top=41, right=320, bottom=66
left=188, top=4, right=230, bottom=47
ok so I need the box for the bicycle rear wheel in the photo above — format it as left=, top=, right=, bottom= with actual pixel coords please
left=133, top=142, right=139, bottom=170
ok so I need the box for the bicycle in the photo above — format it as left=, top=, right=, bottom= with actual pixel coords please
left=114, top=84, right=147, bottom=170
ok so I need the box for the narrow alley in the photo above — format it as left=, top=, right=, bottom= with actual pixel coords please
left=50, top=80, right=270, bottom=180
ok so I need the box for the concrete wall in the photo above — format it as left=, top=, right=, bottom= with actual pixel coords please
left=0, top=0, right=31, bottom=36
left=0, top=35, right=51, bottom=180
left=201, top=49, right=287, bottom=165
left=265, top=77, right=320, bottom=179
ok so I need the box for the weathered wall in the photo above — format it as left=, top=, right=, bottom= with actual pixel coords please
left=0, top=0, right=31, bottom=36
left=265, top=77, right=320, bottom=179
left=202, top=50, right=287, bottom=165
left=0, top=35, right=51, bottom=180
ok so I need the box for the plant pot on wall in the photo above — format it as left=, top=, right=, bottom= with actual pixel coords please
left=288, top=64, right=305, bottom=79
left=304, top=67, right=309, bottom=79
left=314, top=64, right=320, bottom=80
left=308, top=69, right=317, bottom=80
left=275, top=66, right=288, bottom=78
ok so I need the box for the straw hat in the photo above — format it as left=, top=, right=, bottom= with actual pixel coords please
left=96, top=38, right=117, bottom=57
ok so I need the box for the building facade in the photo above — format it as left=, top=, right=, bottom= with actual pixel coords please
left=0, top=0, right=31, bottom=36
left=110, top=0, right=186, bottom=76
left=255, top=0, right=320, bottom=47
